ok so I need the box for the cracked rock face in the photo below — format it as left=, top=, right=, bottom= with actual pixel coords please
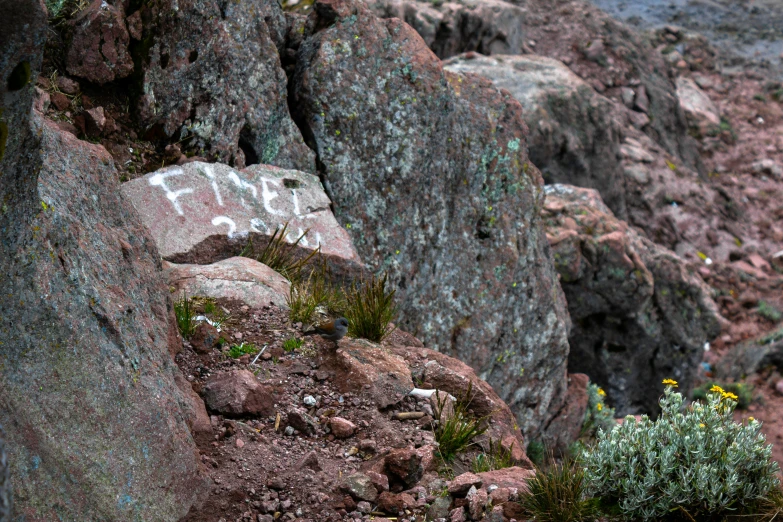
left=134, top=0, right=314, bottom=170
left=290, top=0, right=571, bottom=439
left=543, top=184, right=722, bottom=414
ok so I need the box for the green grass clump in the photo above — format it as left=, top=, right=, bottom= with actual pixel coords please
left=522, top=458, right=598, bottom=522
left=227, top=342, right=258, bottom=359
left=286, top=259, right=347, bottom=325
left=692, top=380, right=753, bottom=410
left=583, top=380, right=780, bottom=521
left=758, top=301, right=782, bottom=323
left=471, top=438, right=515, bottom=473
left=282, top=337, right=303, bottom=353
left=242, top=222, right=319, bottom=281
left=344, top=272, right=397, bottom=343
left=174, top=292, right=197, bottom=339
left=433, top=383, right=488, bottom=462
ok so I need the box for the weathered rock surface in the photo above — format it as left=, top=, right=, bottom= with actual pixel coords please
left=676, top=76, right=721, bottom=136
left=541, top=373, right=589, bottom=452
left=717, top=330, right=783, bottom=380
left=0, top=426, right=9, bottom=522
left=443, top=53, right=626, bottom=217
left=122, top=162, right=362, bottom=274
left=134, top=0, right=313, bottom=169
left=291, top=0, right=571, bottom=440
left=476, top=466, right=534, bottom=495
left=202, top=370, right=277, bottom=417
left=366, top=0, right=703, bottom=174
left=367, top=0, right=529, bottom=58
left=164, top=257, right=291, bottom=309
left=1, top=6, right=207, bottom=516
left=66, top=0, right=134, bottom=84
left=543, top=184, right=722, bottom=414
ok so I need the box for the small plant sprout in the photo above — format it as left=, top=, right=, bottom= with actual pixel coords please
left=471, top=438, right=515, bottom=473
left=282, top=337, right=303, bottom=353
left=432, top=382, right=489, bottom=462
left=241, top=222, right=320, bottom=281
left=174, top=292, right=197, bottom=339
left=344, top=272, right=397, bottom=343
left=227, top=342, right=258, bottom=359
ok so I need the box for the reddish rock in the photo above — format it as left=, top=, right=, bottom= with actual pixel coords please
left=202, top=370, right=277, bottom=417
left=66, top=0, right=134, bottom=84
left=676, top=77, right=720, bottom=136
left=326, top=339, right=414, bottom=409
left=776, top=380, right=783, bottom=396
left=163, top=257, right=291, bottom=310
left=377, top=491, right=416, bottom=514
left=291, top=0, right=571, bottom=440
left=366, top=470, right=389, bottom=493
left=450, top=507, right=468, bottom=522
left=542, top=373, right=589, bottom=451
left=298, top=450, right=322, bottom=471
left=121, top=163, right=362, bottom=276
left=476, top=467, right=535, bottom=496
left=50, top=91, right=70, bottom=111
left=330, top=417, right=356, bottom=439
left=134, top=0, right=312, bottom=169
left=544, top=185, right=722, bottom=415
left=174, top=371, right=213, bottom=445
left=287, top=408, right=317, bottom=435
left=385, top=448, right=423, bottom=488
left=448, top=472, right=483, bottom=496
left=55, top=75, right=79, bottom=95
left=84, top=106, right=106, bottom=137
left=190, top=322, right=221, bottom=354
left=467, top=487, right=488, bottom=520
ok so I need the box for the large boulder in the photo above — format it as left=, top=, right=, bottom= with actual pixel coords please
left=366, top=0, right=703, bottom=175
left=443, top=53, right=627, bottom=218
left=121, top=162, right=362, bottom=275
left=717, top=329, right=783, bottom=381
left=164, top=257, right=291, bottom=309
left=543, top=184, right=722, bottom=414
left=134, top=0, right=314, bottom=169
left=1, top=14, right=207, bottom=512
left=290, top=0, right=571, bottom=439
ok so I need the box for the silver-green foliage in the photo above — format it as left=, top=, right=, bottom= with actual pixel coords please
left=583, top=384, right=780, bottom=520
left=582, top=383, right=615, bottom=439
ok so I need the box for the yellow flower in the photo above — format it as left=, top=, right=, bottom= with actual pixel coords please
left=662, top=378, right=678, bottom=387
left=597, top=403, right=603, bottom=411
left=722, top=391, right=738, bottom=401
left=748, top=417, right=755, bottom=422
left=597, top=388, right=606, bottom=397
left=699, top=423, right=705, bottom=428
left=710, top=385, right=725, bottom=394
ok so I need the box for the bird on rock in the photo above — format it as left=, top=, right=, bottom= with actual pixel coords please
left=303, top=317, right=349, bottom=347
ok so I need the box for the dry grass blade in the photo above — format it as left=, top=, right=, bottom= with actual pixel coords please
left=174, top=292, right=196, bottom=339
left=242, top=222, right=319, bottom=281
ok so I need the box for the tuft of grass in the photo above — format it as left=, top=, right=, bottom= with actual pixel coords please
left=286, top=259, right=347, bottom=325
left=471, top=438, right=515, bottom=473
left=174, top=292, right=197, bottom=339
left=527, top=440, right=545, bottom=467
left=344, top=272, right=397, bottom=343
left=758, top=301, right=782, bottom=323
left=242, top=222, right=319, bottom=281
left=692, top=380, right=753, bottom=410
left=522, top=458, right=598, bottom=522
left=227, top=342, right=258, bottom=359
left=433, top=382, right=489, bottom=462
left=282, top=337, right=303, bottom=353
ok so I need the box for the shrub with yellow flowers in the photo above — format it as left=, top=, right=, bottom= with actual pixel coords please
left=582, top=379, right=780, bottom=520
left=581, top=382, right=616, bottom=440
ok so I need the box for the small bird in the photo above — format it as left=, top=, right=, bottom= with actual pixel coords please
left=303, top=317, right=349, bottom=346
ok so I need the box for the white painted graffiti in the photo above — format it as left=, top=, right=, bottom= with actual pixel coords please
left=148, top=165, right=324, bottom=246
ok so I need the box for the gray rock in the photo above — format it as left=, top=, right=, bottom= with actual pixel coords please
left=342, top=473, right=379, bottom=502
left=427, top=496, right=452, bottom=520
left=134, top=0, right=313, bottom=169
left=717, top=330, right=783, bottom=380
left=0, top=426, right=10, bottom=522
left=443, top=53, right=627, bottom=218
left=543, top=184, right=722, bottom=414
left=291, top=0, right=571, bottom=440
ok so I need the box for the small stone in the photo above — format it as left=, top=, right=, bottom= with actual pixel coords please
left=449, top=507, right=467, bottom=522
left=284, top=426, right=295, bottom=436
left=191, top=322, right=220, bottom=354
left=342, top=473, right=378, bottom=502
left=303, top=395, right=317, bottom=407
left=427, top=496, right=452, bottom=520
left=50, top=91, right=70, bottom=111
left=56, top=76, right=80, bottom=95
left=584, top=38, right=605, bottom=62
left=287, top=409, right=317, bottom=435
left=267, top=477, right=285, bottom=490
left=358, top=439, right=377, bottom=453
left=467, top=487, right=488, bottom=520
left=298, top=450, right=321, bottom=471
left=775, top=380, right=783, bottom=396
left=448, top=473, right=483, bottom=496
left=330, top=417, right=356, bottom=439
left=84, top=106, right=106, bottom=137
left=33, top=87, right=50, bottom=113
left=357, top=501, right=372, bottom=514
left=377, top=491, right=416, bottom=514
left=235, top=438, right=245, bottom=448
left=366, top=470, right=389, bottom=493
left=633, top=85, right=650, bottom=113
left=385, top=448, right=423, bottom=488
